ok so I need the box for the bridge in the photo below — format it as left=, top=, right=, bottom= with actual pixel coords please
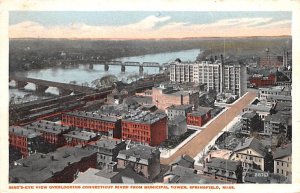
left=93, top=61, right=163, bottom=74
left=9, top=76, right=97, bottom=96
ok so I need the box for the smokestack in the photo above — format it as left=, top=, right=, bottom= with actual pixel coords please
left=215, top=55, right=218, bottom=61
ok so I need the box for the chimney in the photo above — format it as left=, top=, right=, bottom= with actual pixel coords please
left=170, top=165, right=173, bottom=172
left=51, top=155, right=55, bottom=161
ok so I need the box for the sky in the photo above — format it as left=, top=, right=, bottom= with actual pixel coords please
left=9, top=11, right=292, bottom=39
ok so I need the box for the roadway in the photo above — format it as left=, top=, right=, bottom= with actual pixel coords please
left=160, top=91, right=257, bottom=165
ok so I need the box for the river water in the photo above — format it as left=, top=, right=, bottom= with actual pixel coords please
left=10, top=49, right=200, bottom=101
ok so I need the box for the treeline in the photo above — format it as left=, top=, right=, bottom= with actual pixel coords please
left=9, top=36, right=291, bottom=72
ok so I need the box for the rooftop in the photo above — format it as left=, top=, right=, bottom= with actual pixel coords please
left=274, top=144, right=292, bottom=159
left=63, top=130, right=98, bottom=141
left=241, top=112, right=257, bottom=119
left=234, top=137, right=268, bottom=157
left=73, top=167, right=151, bottom=183
left=25, top=120, right=70, bottom=134
left=166, top=104, right=193, bottom=111
left=189, top=107, right=212, bottom=117
left=205, top=158, right=239, bottom=172
left=117, top=145, right=160, bottom=165
left=9, top=126, right=42, bottom=138
left=122, top=110, right=166, bottom=124
left=171, top=154, right=194, bottom=168
left=246, top=104, right=272, bottom=112
left=264, top=114, right=289, bottom=125
left=10, top=146, right=97, bottom=183
left=65, top=111, right=119, bottom=122
left=89, top=137, right=124, bottom=150
left=165, top=165, right=228, bottom=184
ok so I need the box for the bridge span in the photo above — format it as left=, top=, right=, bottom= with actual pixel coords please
left=10, top=76, right=97, bottom=95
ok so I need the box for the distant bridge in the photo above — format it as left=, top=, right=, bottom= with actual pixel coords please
left=10, top=76, right=97, bottom=95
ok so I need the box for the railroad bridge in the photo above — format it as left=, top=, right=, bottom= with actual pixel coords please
left=96, top=61, right=163, bottom=74
left=9, top=76, right=96, bottom=95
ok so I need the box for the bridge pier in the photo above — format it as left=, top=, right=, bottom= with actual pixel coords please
left=15, top=81, right=28, bottom=89
left=36, top=85, right=49, bottom=93
left=139, top=66, right=144, bottom=75
left=89, top=63, right=94, bottom=70
left=104, top=64, right=109, bottom=71
left=121, top=65, right=125, bottom=73
left=58, top=89, right=73, bottom=96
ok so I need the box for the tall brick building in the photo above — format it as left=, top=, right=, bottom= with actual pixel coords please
left=9, top=126, right=44, bottom=157
left=152, top=84, right=199, bottom=110
left=121, top=111, right=167, bottom=146
left=62, top=111, right=122, bottom=138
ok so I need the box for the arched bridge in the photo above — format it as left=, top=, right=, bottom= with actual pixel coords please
left=10, top=76, right=96, bottom=95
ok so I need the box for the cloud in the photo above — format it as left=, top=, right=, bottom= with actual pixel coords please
left=9, top=15, right=291, bottom=39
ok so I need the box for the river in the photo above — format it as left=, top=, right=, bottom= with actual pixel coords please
left=10, top=49, right=200, bottom=101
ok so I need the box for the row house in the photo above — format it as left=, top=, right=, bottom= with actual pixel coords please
left=24, top=120, right=72, bottom=148
left=63, top=129, right=99, bottom=147
left=62, top=111, right=122, bottom=138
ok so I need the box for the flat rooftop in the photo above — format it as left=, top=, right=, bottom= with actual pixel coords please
left=65, top=111, right=118, bottom=122
left=9, top=126, right=42, bottom=138
left=63, top=130, right=98, bottom=141
left=123, top=110, right=166, bottom=124
left=25, top=120, right=70, bottom=134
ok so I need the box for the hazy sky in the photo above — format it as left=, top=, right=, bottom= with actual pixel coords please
left=9, top=11, right=291, bottom=39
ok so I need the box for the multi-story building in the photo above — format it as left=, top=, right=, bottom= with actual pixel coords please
left=116, top=145, right=161, bottom=180
left=24, top=120, right=72, bottom=148
left=62, top=111, right=122, bottom=138
left=258, top=86, right=291, bottom=102
left=152, top=84, right=199, bottom=110
left=63, top=129, right=99, bottom=146
left=264, top=114, right=291, bottom=136
left=169, top=60, right=247, bottom=97
left=9, top=146, right=97, bottom=183
left=273, top=144, right=292, bottom=178
left=249, top=74, right=276, bottom=87
left=88, top=137, right=126, bottom=169
left=187, top=107, right=212, bottom=127
left=231, top=137, right=269, bottom=171
left=240, top=111, right=260, bottom=134
left=121, top=111, right=167, bottom=146
left=166, top=104, right=193, bottom=120
left=9, top=126, right=43, bottom=157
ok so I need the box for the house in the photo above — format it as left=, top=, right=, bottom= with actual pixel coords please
left=273, top=144, right=292, bottom=179
left=231, top=137, right=269, bottom=171
left=166, top=104, right=193, bottom=120
left=87, top=137, right=126, bottom=169
left=116, top=145, right=160, bottom=180
left=203, top=158, right=243, bottom=183
left=168, top=115, right=187, bottom=137
left=9, top=146, right=97, bottom=183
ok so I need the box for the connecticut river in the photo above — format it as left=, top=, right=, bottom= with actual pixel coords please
left=10, top=49, right=200, bottom=100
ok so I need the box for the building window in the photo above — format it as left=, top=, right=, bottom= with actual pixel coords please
left=277, top=161, right=279, bottom=165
